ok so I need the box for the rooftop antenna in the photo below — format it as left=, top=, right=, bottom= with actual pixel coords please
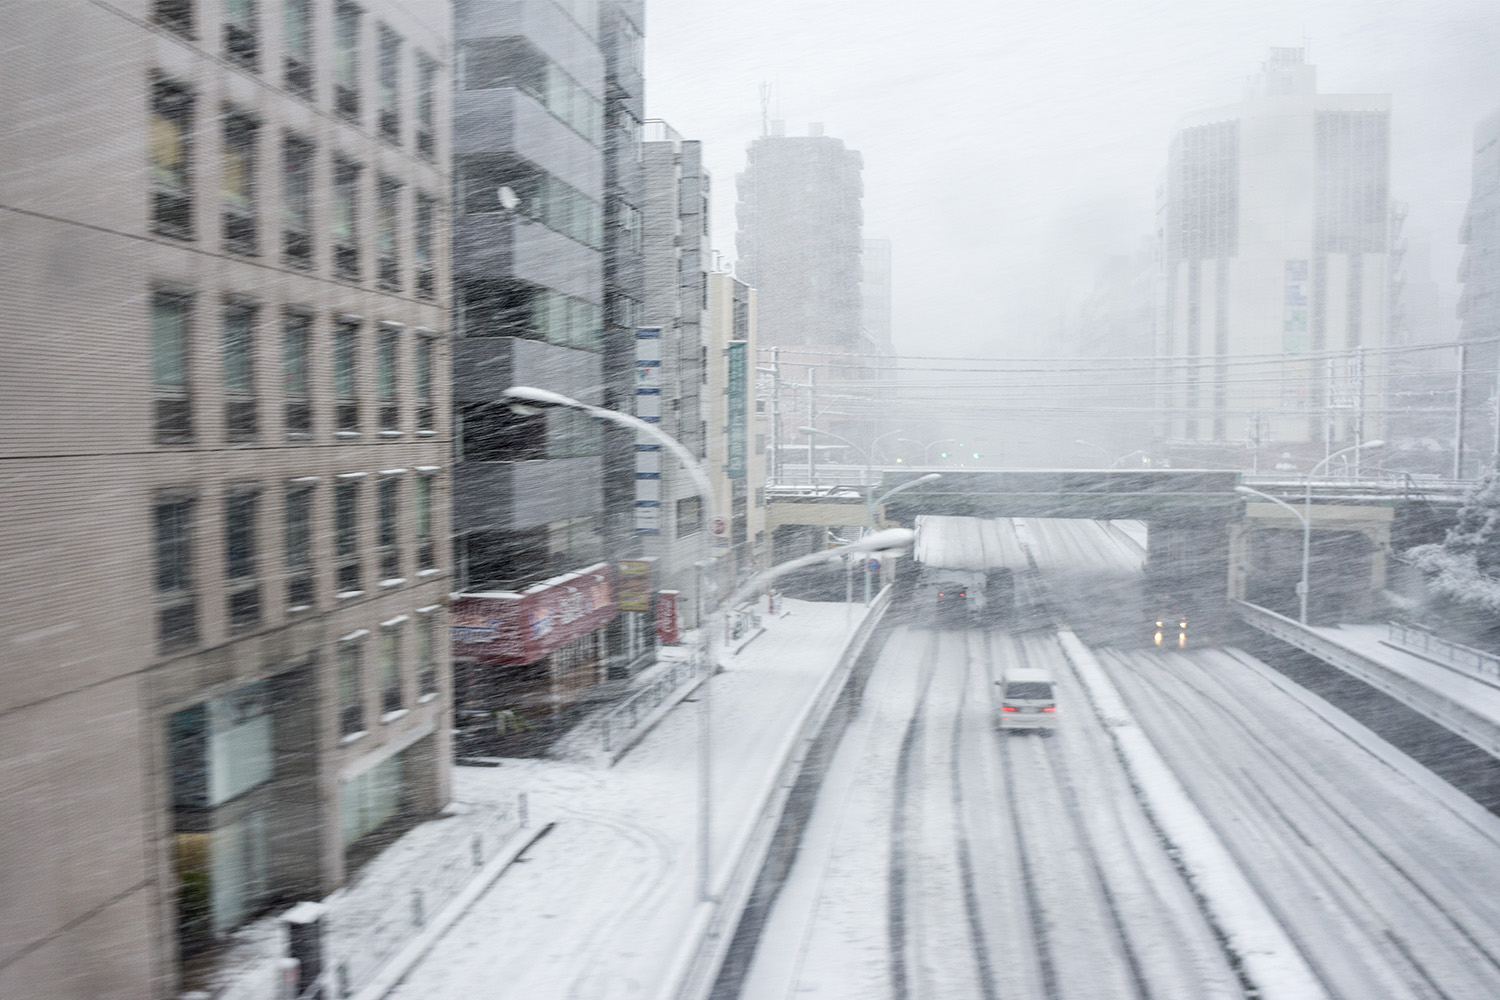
left=759, top=81, right=771, bottom=137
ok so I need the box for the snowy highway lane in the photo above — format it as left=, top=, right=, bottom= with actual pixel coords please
left=740, top=621, right=1237, bottom=1000
left=740, top=517, right=1500, bottom=1000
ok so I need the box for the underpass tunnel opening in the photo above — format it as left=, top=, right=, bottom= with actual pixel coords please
left=1241, top=527, right=1377, bottom=625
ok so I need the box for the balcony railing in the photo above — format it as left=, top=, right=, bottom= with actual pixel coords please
left=153, top=188, right=193, bottom=239
left=283, top=228, right=312, bottom=268
left=155, top=396, right=192, bottom=444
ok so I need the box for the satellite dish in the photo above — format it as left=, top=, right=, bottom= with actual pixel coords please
left=497, top=185, right=520, bottom=211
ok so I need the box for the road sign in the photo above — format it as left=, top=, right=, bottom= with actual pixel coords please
left=709, top=515, right=729, bottom=537
left=866, top=558, right=881, bottom=574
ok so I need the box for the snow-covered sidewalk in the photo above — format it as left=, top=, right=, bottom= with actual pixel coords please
left=1309, top=622, right=1500, bottom=724
left=377, top=597, right=871, bottom=1000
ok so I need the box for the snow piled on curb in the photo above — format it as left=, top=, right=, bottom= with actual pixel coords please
left=1057, top=630, right=1330, bottom=1000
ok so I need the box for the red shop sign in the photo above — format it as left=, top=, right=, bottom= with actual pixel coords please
left=452, top=562, right=617, bottom=666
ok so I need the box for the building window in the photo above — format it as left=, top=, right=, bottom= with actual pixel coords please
left=221, top=112, right=258, bottom=254
left=153, top=290, right=193, bottom=443
left=281, top=135, right=312, bottom=267
left=414, top=336, right=434, bottom=432
left=335, top=480, right=361, bottom=593
left=282, top=312, right=311, bottom=437
left=223, top=300, right=257, bottom=441
left=332, top=159, right=361, bottom=281
left=285, top=483, right=313, bottom=609
left=333, top=2, right=361, bottom=122
left=416, top=613, right=437, bottom=697
left=676, top=496, right=702, bottom=538
left=377, top=326, right=398, bottom=432
left=334, top=319, right=360, bottom=433
left=378, top=476, right=399, bottom=580
left=415, top=53, right=436, bottom=159
left=282, top=0, right=312, bottom=97
left=414, top=194, right=435, bottom=299
left=150, top=78, right=194, bottom=239
left=456, top=39, right=601, bottom=144
left=377, top=25, right=400, bottom=141
left=153, top=0, right=194, bottom=37
left=225, top=488, right=261, bottom=631
left=455, top=155, right=603, bottom=249
left=339, top=641, right=364, bottom=736
left=376, top=177, right=400, bottom=290
left=415, top=474, right=435, bottom=570
left=379, top=626, right=402, bottom=715
left=223, top=0, right=258, bottom=70
left=156, top=495, right=198, bottom=651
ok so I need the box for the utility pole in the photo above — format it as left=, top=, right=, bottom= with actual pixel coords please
left=771, top=346, right=781, bottom=484
left=807, top=366, right=817, bottom=487
left=1455, top=343, right=1468, bottom=480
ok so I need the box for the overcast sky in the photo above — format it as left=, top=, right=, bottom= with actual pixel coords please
left=643, top=0, right=1500, bottom=358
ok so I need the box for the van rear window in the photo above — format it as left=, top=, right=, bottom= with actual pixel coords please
left=1005, top=682, right=1053, bottom=700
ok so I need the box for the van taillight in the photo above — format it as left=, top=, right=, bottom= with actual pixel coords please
left=1041, top=706, right=1055, bottom=713
left=1001, top=705, right=1017, bottom=712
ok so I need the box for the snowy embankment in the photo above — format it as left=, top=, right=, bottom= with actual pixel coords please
left=1057, top=630, right=1329, bottom=1000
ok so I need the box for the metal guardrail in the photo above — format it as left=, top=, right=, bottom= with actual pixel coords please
left=598, top=653, right=704, bottom=753
left=1235, top=600, right=1500, bottom=761
left=325, top=800, right=521, bottom=998
left=668, top=585, right=895, bottom=1000
left=1387, top=621, right=1500, bottom=687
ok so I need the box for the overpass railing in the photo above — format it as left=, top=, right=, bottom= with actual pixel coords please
left=1387, top=621, right=1500, bottom=688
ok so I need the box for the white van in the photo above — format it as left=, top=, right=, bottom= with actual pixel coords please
left=996, top=668, right=1057, bottom=732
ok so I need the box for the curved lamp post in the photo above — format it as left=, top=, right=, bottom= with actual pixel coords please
left=1297, top=439, right=1383, bottom=625
left=1235, top=485, right=1311, bottom=623
left=798, top=427, right=919, bottom=605
left=500, top=387, right=915, bottom=904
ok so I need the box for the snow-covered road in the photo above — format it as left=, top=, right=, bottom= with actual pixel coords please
left=739, top=517, right=1500, bottom=999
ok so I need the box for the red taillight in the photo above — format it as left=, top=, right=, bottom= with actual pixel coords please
left=1001, top=705, right=1017, bottom=712
left=1041, top=706, right=1056, bottom=713
left=938, top=592, right=944, bottom=597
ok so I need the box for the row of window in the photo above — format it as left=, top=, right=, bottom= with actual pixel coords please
left=337, top=611, right=440, bottom=740
left=155, top=471, right=440, bottom=652
left=455, top=154, right=605, bottom=251
left=152, top=1, right=439, bottom=156
left=456, top=37, right=604, bottom=146
left=151, top=290, right=439, bottom=445
left=454, top=278, right=602, bottom=350
left=151, top=79, right=440, bottom=291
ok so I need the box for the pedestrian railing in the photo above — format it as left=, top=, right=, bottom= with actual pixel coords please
left=322, top=798, right=522, bottom=998
left=598, top=652, right=704, bottom=753
left=1387, top=620, right=1500, bottom=687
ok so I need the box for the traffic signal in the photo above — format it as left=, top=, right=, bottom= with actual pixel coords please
left=939, top=452, right=948, bottom=459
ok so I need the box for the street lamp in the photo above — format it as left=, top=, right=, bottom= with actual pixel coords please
left=1299, top=439, right=1384, bottom=625
left=499, top=388, right=915, bottom=907
left=798, top=427, right=912, bottom=605
left=896, top=437, right=958, bottom=465
left=502, top=385, right=722, bottom=902
left=1236, top=485, right=1310, bottom=623
left=1075, top=439, right=1110, bottom=467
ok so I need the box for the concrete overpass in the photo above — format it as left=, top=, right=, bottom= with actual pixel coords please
left=765, top=468, right=1455, bottom=622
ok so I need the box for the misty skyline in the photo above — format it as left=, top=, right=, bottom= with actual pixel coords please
left=645, top=0, right=1500, bottom=358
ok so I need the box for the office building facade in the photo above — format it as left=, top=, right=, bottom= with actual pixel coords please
left=1157, top=49, right=1391, bottom=468
left=736, top=123, right=873, bottom=473
left=1456, top=107, right=1500, bottom=476
left=449, top=0, right=648, bottom=748
left=0, top=1, right=453, bottom=994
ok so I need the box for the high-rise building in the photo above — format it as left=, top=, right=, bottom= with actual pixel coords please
left=707, top=268, right=767, bottom=580
left=1157, top=49, right=1391, bottom=468
left=1456, top=107, right=1500, bottom=476
left=0, top=1, right=453, bottom=994
left=633, top=122, right=714, bottom=618
left=737, top=123, right=872, bottom=475
left=448, top=1, right=645, bottom=749
left=861, top=237, right=893, bottom=356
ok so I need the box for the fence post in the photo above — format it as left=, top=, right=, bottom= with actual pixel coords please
left=411, top=888, right=424, bottom=929
left=518, top=790, right=529, bottom=828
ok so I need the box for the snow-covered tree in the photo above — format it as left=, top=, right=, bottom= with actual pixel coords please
left=1408, top=465, right=1500, bottom=616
